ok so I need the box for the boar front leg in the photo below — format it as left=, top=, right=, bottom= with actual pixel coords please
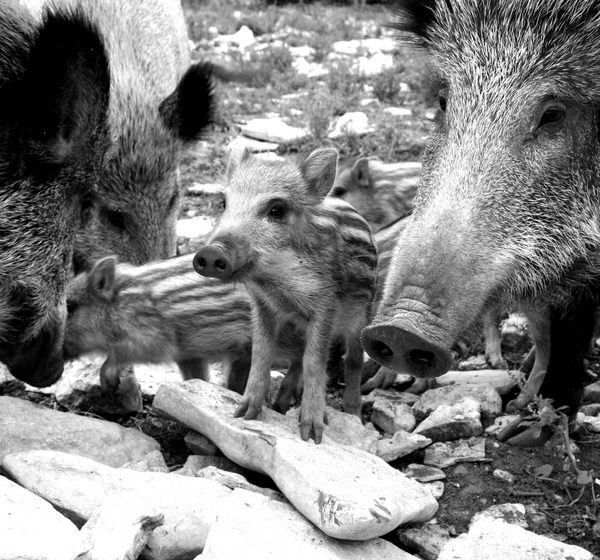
left=234, top=305, right=274, bottom=420
left=343, top=333, right=363, bottom=417
left=300, top=309, right=334, bottom=443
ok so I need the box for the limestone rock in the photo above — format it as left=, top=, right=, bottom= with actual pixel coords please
left=287, top=406, right=381, bottom=454
left=432, top=370, right=521, bottom=395
left=579, top=414, right=600, bottom=433
left=328, top=112, right=373, bottom=140
left=423, top=438, right=487, bottom=469
left=186, top=182, right=223, bottom=196
left=0, top=396, right=159, bottom=467
left=438, top=518, right=593, bottom=560
left=397, top=522, right=454, bottom=560
left=363, top=388, right=420, bottom=406
left=423, top=481, right=445, bottom=499
left=371, top=398, right=416, bottom=435
left=413, top=384, right=502, bottom=426
left=470, top=503, right=527, bottom=529
left=175, top=455, right=248, bottom=477
left=457, top=355, right=488, bottom=371
left=584, top=381, right=600, bottom=404
left=184, top=431, right=219, bottom=456
left=214, top=25, right=255, bottom=49
left=190, top=465, right=282, bottom=501
left=484, top=415, right=521, bottom=436
left=200, top=488, right=420, bottom=560
left=121, top=450, right=169, bottom=473
left=228, top=135, right=279, bottom=154
left=78, top=498, right=164, bottom=560
left=153, top=380, right=438, bottom=540
left=376, top=430, right=432, bottom=463
left=492, top=469, right=515, bottom=484
left=1, top=475, right=83, bottom=560
left=384, top=107, right=412, bottom=117
left=240, top=118, right=309, bottom=145
left=413, top=400, right=483, bottom=442
left=356, top=53, right=395, bottom=76
left=2, top=450, right=231, bottom=560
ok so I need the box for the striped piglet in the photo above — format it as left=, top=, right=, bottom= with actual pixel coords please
left=194, top=148, right=377, bottom=443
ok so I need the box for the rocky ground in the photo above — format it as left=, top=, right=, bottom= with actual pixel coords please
left=2, top=1, right=600, bottom=559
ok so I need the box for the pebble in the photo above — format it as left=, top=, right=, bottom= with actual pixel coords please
left=423, top=438, right=487, bottom=469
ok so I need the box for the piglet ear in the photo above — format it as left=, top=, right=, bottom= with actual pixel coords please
left=352, top=158, right=371, bottom=189
left=301, top=148, right=338, bottom=200
left=225, top=145, right=252, bottom=180
left=88, top=257, right=117, bottom=301
left=159, top=61, right=215, bottom=143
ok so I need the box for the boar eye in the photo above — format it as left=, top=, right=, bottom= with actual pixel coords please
left=267, top=200, right=287, bottom=220
left=438, top=91, right=448, bottom=112
left=330, top=186, right=346, bottom=197
left=66, top=300, right=78, bottom=315
left=103, top=207, right=126, bottom=231
left=168, top=192, right=179, bottom=211
left=537, top=103, right=566, bottom=129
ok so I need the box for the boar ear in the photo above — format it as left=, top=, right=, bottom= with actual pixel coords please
left=393, top=0, right=437, bottom=47
left=352, top=158, right=371, bottom=189
left=17, top=8, right=110, bottom=176
left=226, top=146, right=252, bottom=180
left=301, top=148, right=338, bottom=200
left=88, top=257, right=117, bottom=301
left=159, top=62, right=215, bottom=143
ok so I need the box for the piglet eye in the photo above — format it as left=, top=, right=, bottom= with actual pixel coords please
left=438, top=91, right=448, bottom=112
left=268, top=201, right=287, bottom=220
left=330, top=186, right=347, bottom=197
left=537, top=103, right=566, bottom=129
left=66, top=300, right=78, bottom=315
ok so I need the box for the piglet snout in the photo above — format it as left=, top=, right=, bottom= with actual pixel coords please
left=194, top=244, right=233, bottom=280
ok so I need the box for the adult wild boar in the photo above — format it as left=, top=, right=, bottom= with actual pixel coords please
left=0, top=4, right=109, bottom=386
left=20, top=0, right=215, bottom=271
left=363, top=0, right=600, bottom=418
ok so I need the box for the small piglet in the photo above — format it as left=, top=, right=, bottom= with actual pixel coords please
left=194, top=148, right=377, bottom=442
left=63, top=255, right=253, bottom=394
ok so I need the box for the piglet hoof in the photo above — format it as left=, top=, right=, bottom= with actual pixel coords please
left=233, top=397, right=262, bottom=420
left=300, top=417, right=325, bottom=444
left=360, top=366, right=398, bottom=393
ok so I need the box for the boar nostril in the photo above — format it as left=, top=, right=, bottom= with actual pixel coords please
left=373, top=340, right=393, bottom=358
left=196, top=256, right=207, bottom=267
left=409, top=349, right=435, bottom=366
left=215, top=259, right=227, bottom=271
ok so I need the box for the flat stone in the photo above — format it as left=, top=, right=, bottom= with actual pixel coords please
left=376, top=430, right=432, bottom=463
left=228, top=135, right=279, bottom=153
left=0, top=396, right=159, bottom=467
left=457, top=355, right=488, bottom=371
left=289, top=45, right=315, bottom=59
left=2, top=450, right=231, bottom=560
left=214, top=25, right=255, bottom=49
left=356, top=53, right=395, bottom=76
left=432, top=370, right=521, bottom=395
left=153, top=380, right=438, bottom=540
left=187, top=182, right=224, bottom=195
left=190, top=466, right=282, bottom=501
left=293, top=58, right=328, bottom=78
left=438, top=518, right=593, bottom=560
left=584, top=381, right=600, bottom=404
left=404, top=464, right=446, bottom=483
left=383, top=107, right=412, bottom=117
left=484, top=415, right=521, bottom=436
left=470, top=503, right=527, bottom=529
left=241, top=118, right=309, bottom=145
left=185, top=431, right=219, bottom=456
left=1, top=475, right=83, bottom=560
left=397, top=522, right=454, bottom=560
left=492, top=469, right=515, bottom=484
left=175, top=454, right=248, bottom=477
left=78, top=498, right=164, bottom=560
left=414, top=384, right=502, bottom=427
left=371, top=399, right=416, bottom=435
left=288, top=407, right=381, bottom=454
left=423, top=438, right=487, bottom=469
left=328, top=112, right=373, bottom=140
left=413, top=400, right=483, bottom=442
left=200, top=488, right=419, bottom=560
left=121, top=450, right=169, bottom=473
left=363, top=388, right=420, bottom=406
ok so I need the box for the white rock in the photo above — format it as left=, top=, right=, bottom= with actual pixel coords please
left=484, top=414, right=521, bottom=436
left=423, top=480, right=445, bottom=499
left=438, top=518, right=593, bottom=560
left=457, top=355, right=489, bottom=371
left=361, top=37, right=398, bottom=54
left=578, top=414, right=600, bottom=433
left=328, top=112, right=373, bottom=139
left=423, top=437, right=487, bottom=469
left=185, top=431, right=219, bottom=456
left=383, top=107, right=412, bottom=117
left=153, top=380, right=438, bottom=540
left=356, top=53, right=395, bottom=76
left=190, top=466, right=282, bottom=501
left=241, top=118, right=309, bottom=145
left=214, top=25, right=255, bottom=49
left=228, top=135, right=279, bottom=154
left=0, top=396, right=159, bottom=467
left=371, top=398, right=416, bottom=435
left=432, top=370, right=522, bottom=395
left=332, top=39, right=361, bottom=56
left=176, top=216, right=214, bottom=240
left=287, top=407, right=381, bottom=454
left=121, top=450, right=169, bottom=473
left=289, top=45, right=315, bottom=59
left=292, top=58, right=328, bottom=78
left=376, top=430, right=432, bottom=462
left=363, top=388, right=420, bottom=406
left=404, top=464, right=446, bottom=483
left=492, top=469, right=515, bottom=484
left=254, top=151, right=286, bottom=163
left=78, top=498, right=164, bottom=560
left=413, top=400, right=483, bottom=442
left=2, top=450, right=231, bottom=560
left=359, top=97, right=378, bottom=107
left=1, top=475, right=83, bottom=560
left=200, top=489, right=419, bottom=560
left=470, top=503, right=527, bottom=529
left=187, top=182, right=224, bottom=196
left=414, top=384, right=502, bottom=426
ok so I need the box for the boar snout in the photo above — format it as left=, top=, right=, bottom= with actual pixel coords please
left=194, top=244, right=233, bottom=280
left=362, top=321, right=453, bottom=378
left=4, top=327, right=64, bottom=387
